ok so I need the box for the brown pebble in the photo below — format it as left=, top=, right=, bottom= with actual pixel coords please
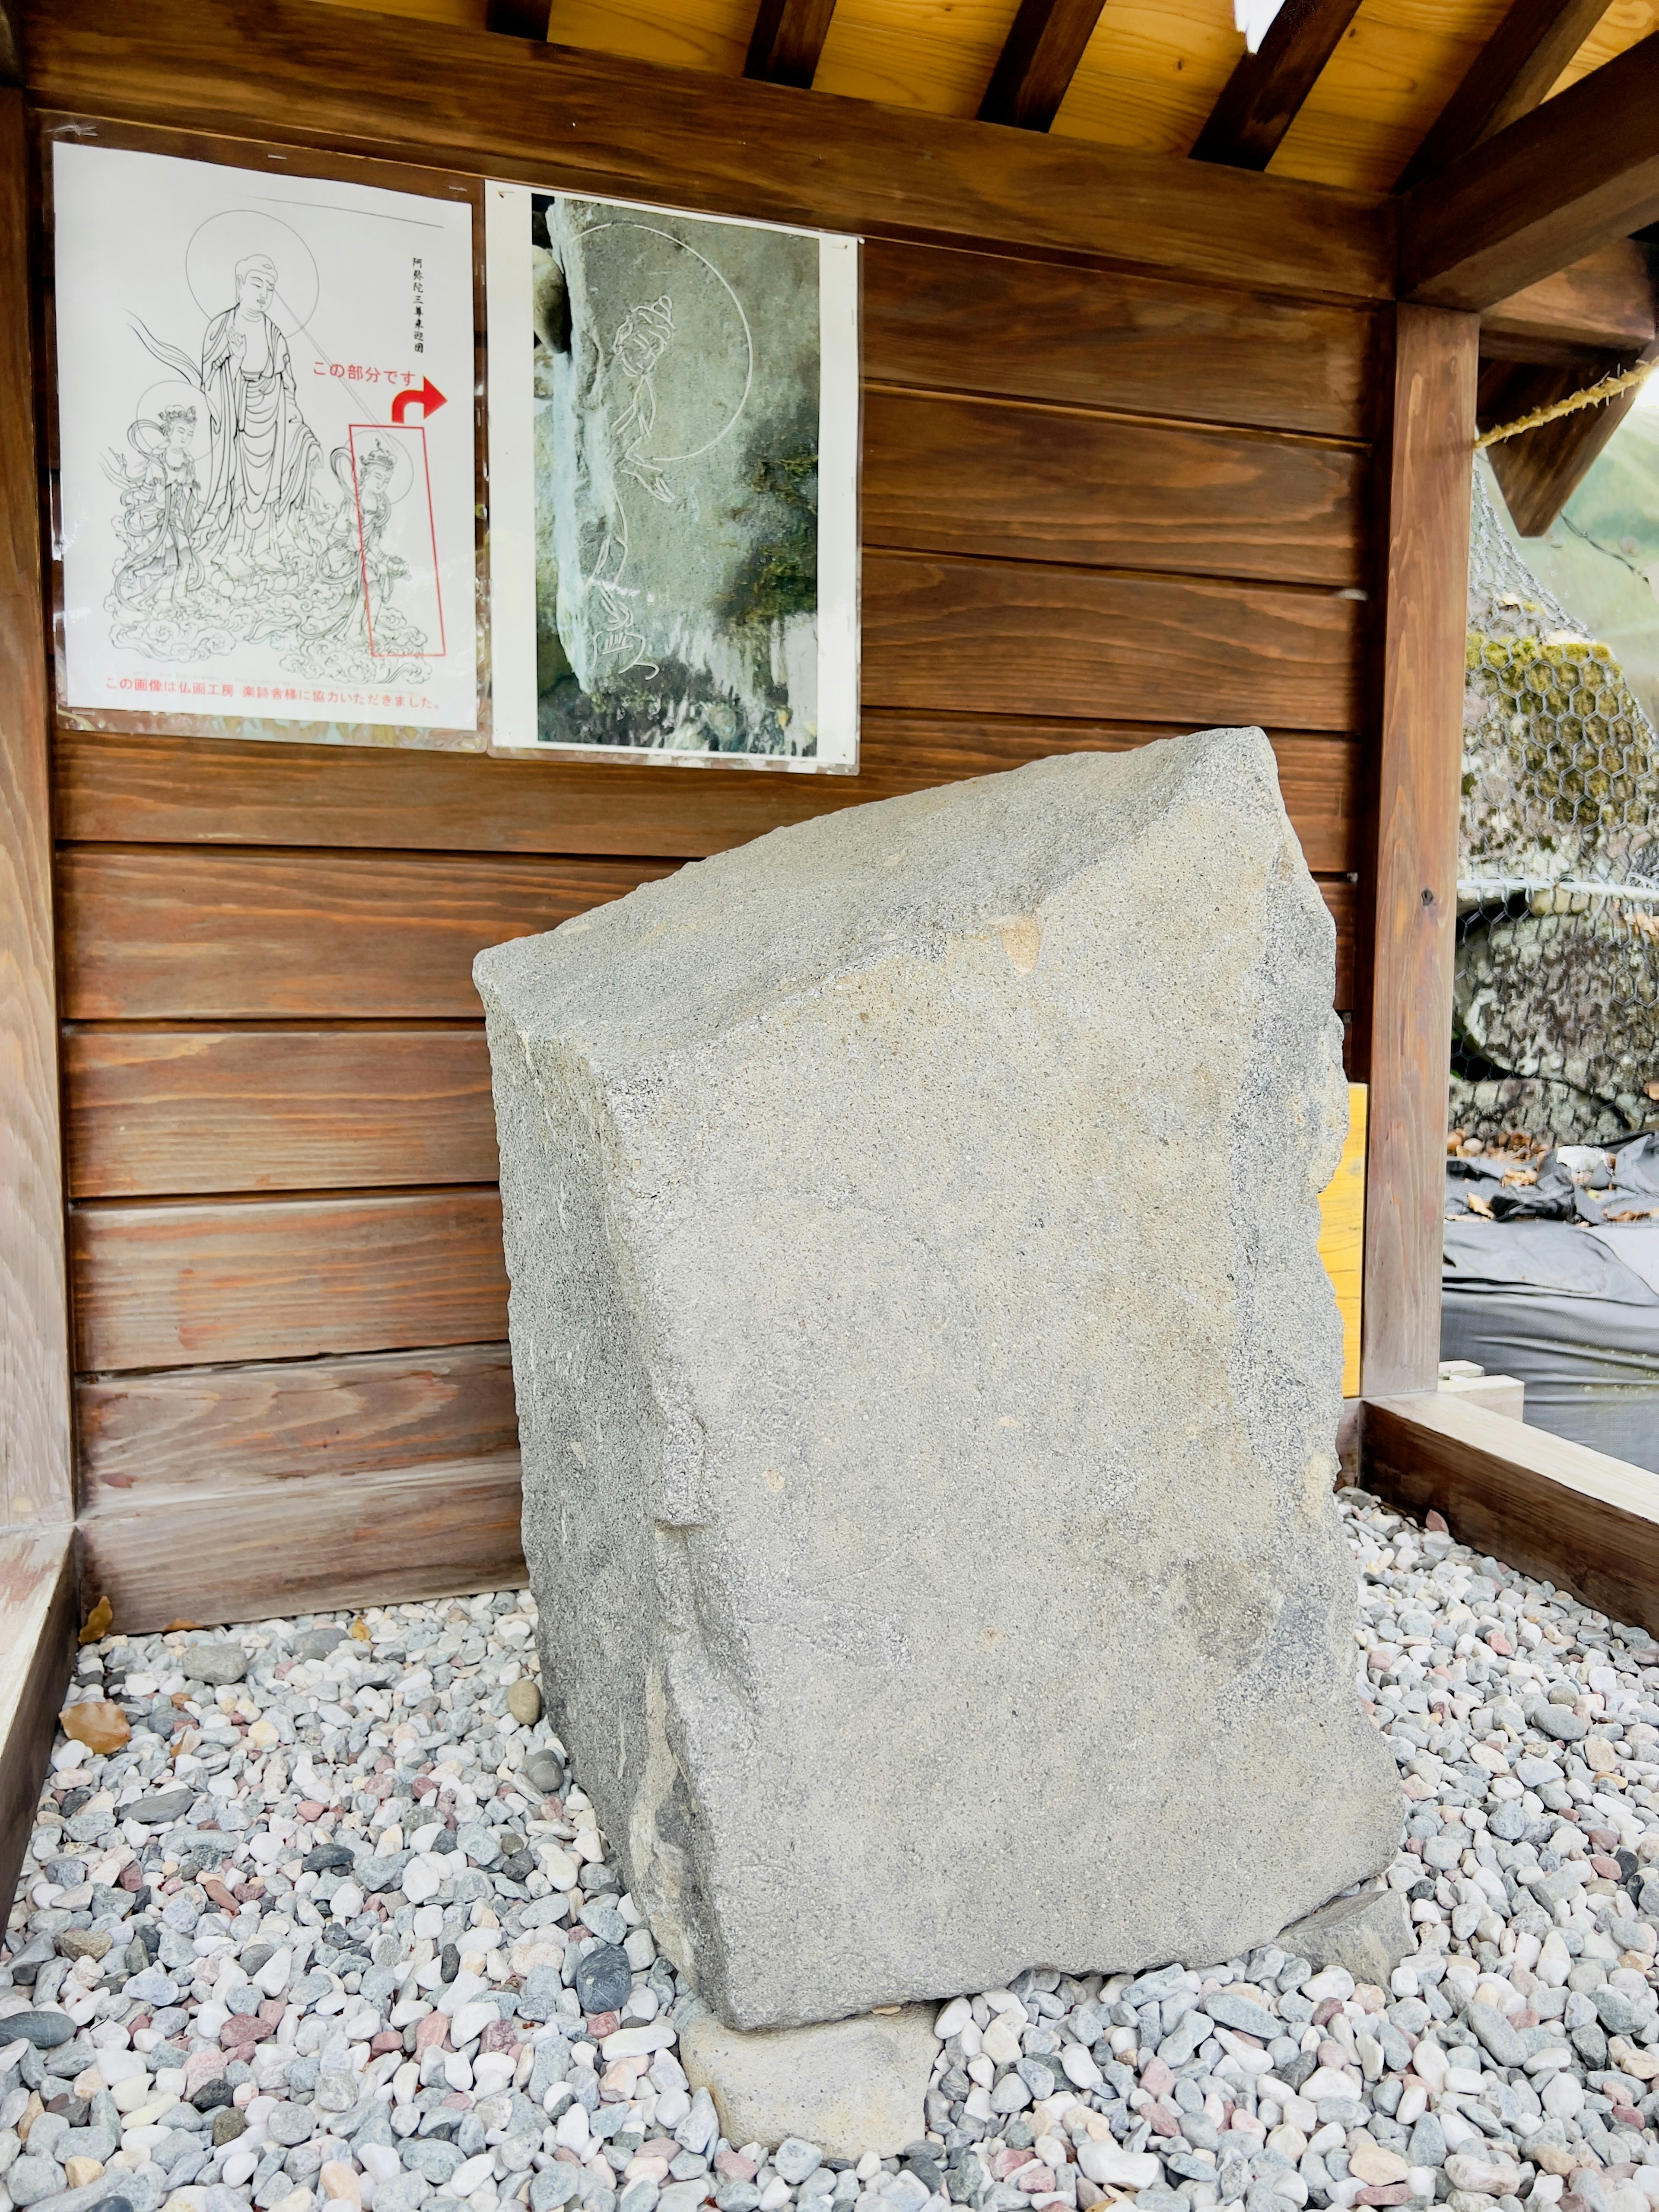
left=213, top=2108, right=248, bottom=2148
left=505, top=1679, right=542, bottom=1726
left=63, top=2158, right=105, bottom=2189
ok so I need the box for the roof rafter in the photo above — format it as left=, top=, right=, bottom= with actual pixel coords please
left=977, top=0, right=1109, bottom=132
left=745, top=0, right=839, bottom=87
left=1401, top=29, right=1659, bottom=310
left=1396, top=0, right=1615, bottom=191
left=1188, top=0, right=1363, bottom=172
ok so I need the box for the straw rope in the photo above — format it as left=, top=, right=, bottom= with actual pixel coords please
left=1475, top=361, right=1654, bottom=450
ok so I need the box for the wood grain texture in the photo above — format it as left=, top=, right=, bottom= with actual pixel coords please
left=70, top=1191, right=510, bottom=1371
left=1400, top=32, right=1659, bottom=311
left=0, top=1526, right=75, bottom=1926
left=1361, top=305, right=1479, bottom=1398
left=863, top=242, right=1380, bottom=442
left=1480, top=345, right=1658, bottom=535
left=19, top=0, right=1394, bottom=303
left=53, top=722, right=1364, bottom=873
left=1364, top=1393, right=1659, bottom=1640
left=58, top=849, right=675, bottom=1020
left=76, top=1454, right=526, bottom=1633
left=1189, top=0, right=1364, bottom=172
left=744, top=0, right=838, bottom=84
left=862, top=389, right=1366, bottom=586
left=64, top=1027, right=498, bottom=1197
left=1481, top=241, right=1657, bottom=365
left=0, top=90, right=72, bottom=1528
left=976, top=0, right=1109, bottom=130
left=77, top=1344, right=517, bottom=1498
left=861, top=552, right=1362, bottom=729
left=1395, top=0, right=1615, bottom=191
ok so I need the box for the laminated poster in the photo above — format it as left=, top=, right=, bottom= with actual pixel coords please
left=486, top=183, right=860, bottom=772
left=52, top=140, right=480, bottom=742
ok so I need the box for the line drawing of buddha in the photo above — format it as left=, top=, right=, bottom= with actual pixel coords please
left=195, top=252, right=320, bottom=570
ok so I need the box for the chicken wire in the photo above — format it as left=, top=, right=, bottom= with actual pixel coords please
left=1450, top=481, right=1659, bottom=1148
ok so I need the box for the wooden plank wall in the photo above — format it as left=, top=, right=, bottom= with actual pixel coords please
left=44, top=152, right=1381, bottom=1627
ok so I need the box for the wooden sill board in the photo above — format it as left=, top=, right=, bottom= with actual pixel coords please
left=0, top=1526, right=76, bottom=1918
left=1364, top=1393, right=1659, bottom=1639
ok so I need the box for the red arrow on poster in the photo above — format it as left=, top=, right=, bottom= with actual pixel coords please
left=391, top=378, right=447, bottom=424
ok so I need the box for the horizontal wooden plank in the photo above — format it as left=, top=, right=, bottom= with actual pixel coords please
left=1363, top=1393, right=1659, bottom=1642
left=71, top=1190, right=510, bottom=1371
left=54, top=721, right=1363, bottom=871
left=63, top=833, right=1360, bottom=1034
left=64, top=1027, right=497, bottom=1197
left=862, top=243, right=1381, bottom=442
left=58, top=850, right=674, bottom=1021
left=862, top=391, right=1365, bottom=588
left=76, top=1453, right=527, bottom=1634
left=76, top=1343, right=518, bottom=1497
left=861, top=553, right=1362, bottom=731
left=66, top=848, right=1357, bottom=1196
left=24, top=0, right=1395, bottom=303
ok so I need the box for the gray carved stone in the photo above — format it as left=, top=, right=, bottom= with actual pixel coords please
left=475, top=728, right=1402, bottom=2031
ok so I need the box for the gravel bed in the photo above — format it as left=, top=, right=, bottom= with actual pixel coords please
left=7, top=1493, right=1659, bottom=2212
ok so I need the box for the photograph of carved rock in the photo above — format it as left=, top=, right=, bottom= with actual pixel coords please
left=489, top=189, right=858, bottom=769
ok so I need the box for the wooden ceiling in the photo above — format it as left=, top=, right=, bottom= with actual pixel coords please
left=318, top=0, right=1659, bottom=198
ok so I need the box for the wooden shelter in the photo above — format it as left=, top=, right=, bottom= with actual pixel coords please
left=6, top=0, right=1659, bottom=1895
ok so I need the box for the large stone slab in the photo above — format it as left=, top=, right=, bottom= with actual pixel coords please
left=475, top=728, right=1402, bottom=2032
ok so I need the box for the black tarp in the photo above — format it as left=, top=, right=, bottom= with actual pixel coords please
left=1443, top=1139, right=1659, bottom=1473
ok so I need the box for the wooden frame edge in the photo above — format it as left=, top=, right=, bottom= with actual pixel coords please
left=1363, top=1394, right=1659, bottom=1638
left=0, top=1527, right=77, bottom=1920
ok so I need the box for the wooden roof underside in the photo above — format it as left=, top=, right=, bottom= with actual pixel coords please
left=324, top=0, right=1655, bottom=199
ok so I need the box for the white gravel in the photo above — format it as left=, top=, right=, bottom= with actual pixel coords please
left=6, top=1493, right=1659, bottom=2212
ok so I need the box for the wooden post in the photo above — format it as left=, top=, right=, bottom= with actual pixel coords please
left=1360, top=304, right=1478, bottom=1399
left=0, top=85, right=74, bottom=1529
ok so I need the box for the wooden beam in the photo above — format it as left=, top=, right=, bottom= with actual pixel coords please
left=1395, top=0, right=1614, bottom=192
left=1481, top=239, right=1657, bottom=365
left=977, top=0, right=1109, bottom=133
left=1364, top=1394, right=1659, bottom=1640
left=0, top=2, right=20, bottom=84
left=745, top=0, right=838, bottom=89
left=1188, top=0, right=1363, bottom=173
left=484, top=0, right=550, bottom=34
left=1401, top=30, right=1659, bottom=311
left=1360, top=305, right=1479, bottom=1398
left=0, top=89, right=72, bottom=1531
left=1478, top=343, right=1657, bottom=534
left=0, top=1529, right=75, bottom=1924
left=22, top=0, right=1396, bottom=305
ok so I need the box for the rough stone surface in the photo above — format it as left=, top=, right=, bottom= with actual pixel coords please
left=677, top=2006, right=936, bottom=2159
left=1276, top=1885, right=1414, bottom=1985
left=477, top=729, right=1401, bottom=2029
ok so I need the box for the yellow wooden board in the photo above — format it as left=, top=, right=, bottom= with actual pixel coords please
left=1319, top=1080, right=1366, bottom=1399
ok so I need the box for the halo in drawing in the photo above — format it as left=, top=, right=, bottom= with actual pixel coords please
left=184, top=208, right=320, bottom=334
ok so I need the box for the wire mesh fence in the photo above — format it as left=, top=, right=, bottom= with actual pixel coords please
left=1450, top=483, right=1659, bottom=1152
